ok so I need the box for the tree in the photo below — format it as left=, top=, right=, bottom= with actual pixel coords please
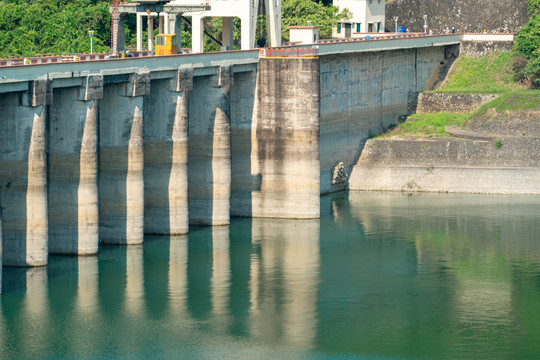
left=281, top=0, right=350, bottom=41
left=514, top=1, right=540, bottom=86
left=528, top=0, right=540, bottom=14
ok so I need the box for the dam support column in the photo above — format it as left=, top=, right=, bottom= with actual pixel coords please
left=188, top=66, right=232, bottom=225
left=99, top=71, right=149, bottom=244
left=48, top=76, right=102, bottom=255
left=0, top=77, right=51, bottom=266
left=252, top=58, right=321, bottom=219
left=144, top=67, right=191, bottom=235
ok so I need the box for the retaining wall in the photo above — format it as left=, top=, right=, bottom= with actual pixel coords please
left=349, top=138, right=540, bottom=194
left=416, top=93, right=499, bottom=114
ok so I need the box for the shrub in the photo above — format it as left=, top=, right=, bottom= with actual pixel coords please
left=512, top=55, right=530, bottom=83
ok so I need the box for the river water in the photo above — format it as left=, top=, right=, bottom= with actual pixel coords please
left=1, top=192, right=540, bottom=359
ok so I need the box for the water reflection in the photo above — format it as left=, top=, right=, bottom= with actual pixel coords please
left=22, top=268, right=49, bottom=358
left=249, top=219, right=320, bottom=350
left=1, top=193, right=540, bottom=359
left=168, top=235, right=189, bottom=317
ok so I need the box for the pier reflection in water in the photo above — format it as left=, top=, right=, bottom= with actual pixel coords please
left=1, top=192, right=540, bottom=359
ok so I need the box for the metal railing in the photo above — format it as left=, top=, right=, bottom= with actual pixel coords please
left=259, top=48, right=319, bottom=58
left=0, top=51, right=152, bottom=67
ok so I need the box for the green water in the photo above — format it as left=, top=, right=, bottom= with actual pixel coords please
left=2, top=192, right=540, bottom=360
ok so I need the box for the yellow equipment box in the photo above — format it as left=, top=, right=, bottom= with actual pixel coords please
left=155, top=34, right=178, bottom=55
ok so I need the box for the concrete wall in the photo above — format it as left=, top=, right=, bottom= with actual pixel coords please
left=230, top=71, right=257, bottom=217
left=0, top=39, right=452, bottom=269
left=49, top=78, right=101, bottom=255
left=251, top=58, right=321, bottom=219
left=349, top=138, right=540, bottom=194
left=143, top=69, right=190, bottom=235
left=385, top=0, right=528, bottom=33
left=460, top=41, right=514, bottom=58
left=188, top=66, right=233, bottom=225
left=98, top=75, right=147, bottom=245
left=319, top=46, right=446, bottom=194
left=417, top=93, right=499, bottom=114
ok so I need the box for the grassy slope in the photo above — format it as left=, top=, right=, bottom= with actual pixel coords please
left=431, top=51, right=521, bottom=93
left=377, top=52, right=540, bottom=139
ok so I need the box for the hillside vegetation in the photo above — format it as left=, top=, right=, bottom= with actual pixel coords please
left=0, top=0, right=111, bottom=56
left=433, top=52, right=521, bottom=93
left=377, top=52, right=540, bottom=139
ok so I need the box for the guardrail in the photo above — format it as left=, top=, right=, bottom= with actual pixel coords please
left=0, top=51, right=152, bottom=67
left=259, top=48, right=319, bottom=58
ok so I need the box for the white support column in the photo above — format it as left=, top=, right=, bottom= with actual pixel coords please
left=148, top=15, right=154, bottom=52
left=222, top=17, right=234, bottom=51
left=136, top=13, right=143, bottom=51
left=163, top=13, right=170, bottom=34
left=241, top=16, right=252, bottom=50
left=265, top=0, right=282, bottom=47
left=169, top=13, right=182, bottom=53
left=159, top=14, right=165, bottom=34
left=192, top=16, right=204, bottom=53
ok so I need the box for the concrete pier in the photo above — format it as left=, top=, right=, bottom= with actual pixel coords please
left=0, top=78, right=51, bottom=266
left=49, top=75, right=102, bottom=254
left=252, top=58, right=321, bottom=219
left=144, top=68, right=191, bottom=234
left=188, top=66, right=233, bottom=225
left=98, top=72, right=149, bottom=244
left=0, top=206, right=2, bottom=293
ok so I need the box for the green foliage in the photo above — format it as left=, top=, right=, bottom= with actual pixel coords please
left=473, top=90, right=540, bottom=118
left=0, top=0, right=350, bottom=56
left=281, top=0, right=350, bottom=41
left=379, top=90, right=540, bottom=139
left=434, top=52, right=520, bottom=93
left=0, top=0, right=111, bottom=57
left=514, top=12, right=540, bottom=86
left=376, top=113, right=468, bottom=139
left=528, top=0, right=540, bottom=14
left=495, top=138, right=503, bottom=148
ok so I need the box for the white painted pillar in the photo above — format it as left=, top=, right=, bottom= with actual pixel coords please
left=169, top=13, right=183, bottom=53
left=241, top=16, right=252, bottom=50
left=159, top=14, right=165, bottom=34
left=148, top=15, right=154, bottom=52
left=222, top=17, right=234, bottom=51
left=265, top=0, right=282, bottom=47
left=192, top=16, right=204, bottom=53
left=136, top=13, right=143, bottom=51
left=163, top=13, right=170, bottom=34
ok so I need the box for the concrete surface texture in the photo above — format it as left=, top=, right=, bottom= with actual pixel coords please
left=0, top=88, right=49, bottom=266
left=460, top=40, right=514, bottom=58
left=0, top=38, right=485, bottom=267
left=350, top=135, right=540, bottom=194
left=188, top=66, right=232, bottom=225
left=416, top=93, right=499, bottom=114
left=320, top=46, right=446, bottom=194
left=143, top=70, right=190, bottom=234
left=98, top=75, right=147, bottom=245
left=251, top=58, right=321, bottom=219
left=49, top=86, right=100, bottom=255
left=385, top=0, right=528, bottom=33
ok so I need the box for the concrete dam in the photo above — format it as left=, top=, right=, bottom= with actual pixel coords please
left=0, top=35, right=463, bottom=269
